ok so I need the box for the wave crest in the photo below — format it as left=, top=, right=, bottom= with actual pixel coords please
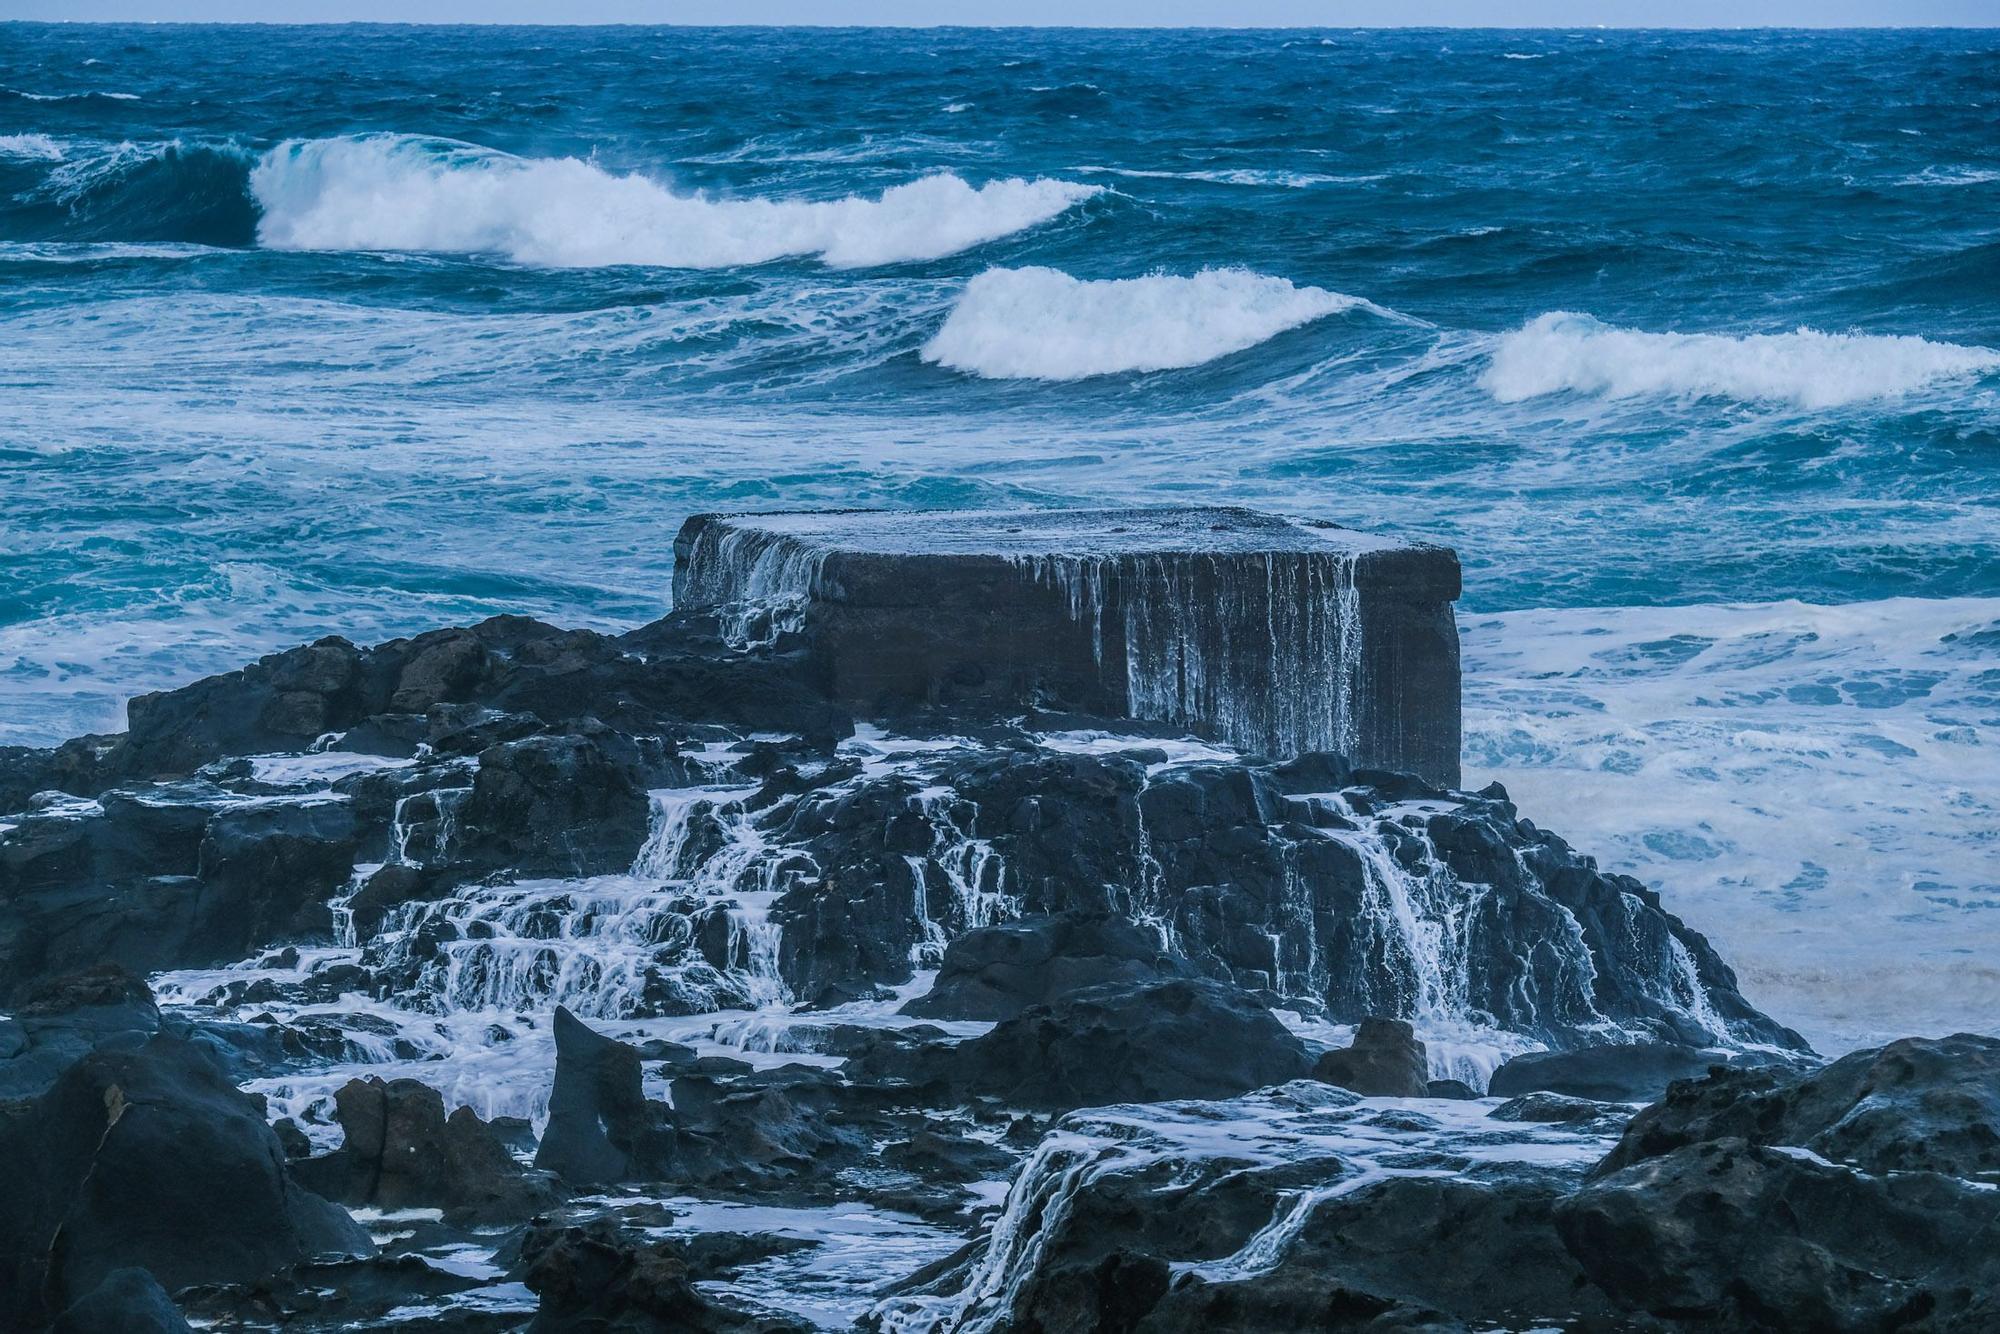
left=921, top=266, right=1376, bottom=380
left=250, top=134, right=1097, bottom=269
left=1484, top=312, right=2000, bottom=409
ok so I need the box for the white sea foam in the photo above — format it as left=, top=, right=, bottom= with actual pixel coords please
left=922, top=266, right=1379, bottom=380
left=250, top=134, right=1097, bottom=269
left=0, top=133, right=66, bottom=161
left=1075, top=164, right=1378, bottom=188
left=1483, top=312, right=2000, bottom=409
left=1462, top=595, right=2000, bottom=1054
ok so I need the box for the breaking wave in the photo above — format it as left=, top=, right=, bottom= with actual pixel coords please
left=1483, top=311, right=2000, bottom=409
left=249, top=134, right=1099, bottom=269
left=921, top=266, right=1381, bottom=380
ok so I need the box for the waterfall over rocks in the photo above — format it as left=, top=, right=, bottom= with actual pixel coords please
left=0, top=505, right=1859, bottom=1332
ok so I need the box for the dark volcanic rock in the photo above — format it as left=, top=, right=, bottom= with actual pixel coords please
left=0, top=963, right=161, bottom=1100
left=899, top=911, right=1193, bottom=1022
left=1144, top=1167, right=1619, bottom=1332
left=534, top=1007, right=675, bottom=1186
left=50, top=1267, right=193, bottom=1334
left=1552, top=1035, right=2000, bottom=1331
left=0, top=1036, right=371, bottom=1330
left=192, top=800, right=359, bottom=951
left=860, top=977, right=1312, bottom=1110
left=1310, top=1017, right=1430, bottom=1097
left=1559, top=1136, right=2000, bottom=1332
left=1597, top=1030, right=2000, bottom=1180
left=1488, top=1041, right=1736, bottom=1102
left=519, top=1219, right=807, bottom=1333
left=292, top=1076, right=558, bottom=1222
left=664, top=1067, right=869, bottom=1191
left=454, top=730, right=652, bottom=877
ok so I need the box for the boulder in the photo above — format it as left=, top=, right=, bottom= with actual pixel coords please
left=1559, top=1136, right=2000, bottom=1331
left=0, top=1036, right=371, bottom=1330
left=663, top=1067, right=869, bottom=1191
left=50, top=1268, right=193, bottom=1334
left=292, top=1076, right=558, bottom=1222
left=899, top=911, right=1193, bottom=1022
left=1598, top=1030, right=2000, bottom=1179
left=1310, top=1017, right=1430, bottom=1097
left=0, top=963, right=161, bottom=1101
left=533, top=1008, right=675, bottom=1186
left=455, top=731, right=651, bottom=877
left=518, top=1218, right=807, bottom=1333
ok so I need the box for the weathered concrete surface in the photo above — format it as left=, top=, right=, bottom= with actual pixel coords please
left=673, top=506, right=1461, bottom=785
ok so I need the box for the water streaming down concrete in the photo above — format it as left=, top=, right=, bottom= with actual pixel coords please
left=672, top=507, right=1463, bottom=786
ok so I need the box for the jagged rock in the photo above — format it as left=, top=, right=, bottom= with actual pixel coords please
left=900, top=911, right=1193, bottom=1022
left=1559, top=1136, right=2000, bottom=1331
left=454, top=730, right=652, bottom=876
left=533, top=1008, right=675, bottom=1186
left=1142, top=1167, right=1619, bottom=1332
left=880, top=1127, right=1020, bottom=1183
left=1488, top=1041, right=1736, bottom=1102
left=291, top=1076, right=558, bottom=1222
left=192, top=800, right=359, bottom=951
left=0, top=963, right=161, bottom=1100
left=1549, top=1036, right=2000, bottom=1331
left=1597, top=1030, right=2000, bottom=1179
left=663, top=1067, right=871, bottom=1191
left=857, top=978, right=1312, bottom=1110
left=173, top=1255, right=490, bottom=1331
left=50, top=1268, right=193, bottom=1334
left=1311, top=1017, right=1430, bottom=1097
left=518, top=1219, right=807, bottom=1333
left=0, top=1036, right=371, bottom=1330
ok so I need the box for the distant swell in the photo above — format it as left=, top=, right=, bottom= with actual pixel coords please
left=249, top=134, right=1099, bottom=268
left=1484, top=311, right=2000, bottom=409
left=922, top=266, right=1379, bottom=380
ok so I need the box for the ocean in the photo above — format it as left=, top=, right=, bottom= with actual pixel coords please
left=1, top=23, right=1995, bottom=1053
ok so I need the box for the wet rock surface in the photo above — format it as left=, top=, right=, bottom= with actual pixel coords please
left=0, top=509, right=1983, bottom=1331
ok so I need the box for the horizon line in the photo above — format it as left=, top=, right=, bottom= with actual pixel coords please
left=6, top=20, right=1999, bottom=31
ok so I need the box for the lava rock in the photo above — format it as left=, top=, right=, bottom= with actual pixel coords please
left=663, top=1067, right=871, bottom=1191
left=1311, top=1017, right=1430, bottom=1097
left=292, top=1076, right=558, bottom=1223
left=534, top=1007, right=675, bottom=1186
left=1488, top=1092, right=1613, bottom=1124
left=899, top=911, right=1194, bottom=1022
left=0, top=1036, right=372, bottom=1330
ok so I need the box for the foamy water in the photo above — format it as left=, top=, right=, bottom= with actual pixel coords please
left=3, top=24, right=1996, bottom=1049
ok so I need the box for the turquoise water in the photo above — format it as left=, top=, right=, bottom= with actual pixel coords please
left=1, top=25, right=1995, bottom=1048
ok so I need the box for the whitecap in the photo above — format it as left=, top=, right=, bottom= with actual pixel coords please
left=921, top=266, right=1387, bottom=381
left=1482, top=311, right=2000, bottom=409
left=249, top=133, right=1098, bottom=269
left=0, top=133, right=65, bottom=161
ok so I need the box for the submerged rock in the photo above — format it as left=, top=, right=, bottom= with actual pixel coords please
left=1488, top=1041, right=1740, bottom=1102
left=519, top=1218, right=808, bottom=1333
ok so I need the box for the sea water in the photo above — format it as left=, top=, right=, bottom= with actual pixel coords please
left=1, top=25, right=1995, bottom=1052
